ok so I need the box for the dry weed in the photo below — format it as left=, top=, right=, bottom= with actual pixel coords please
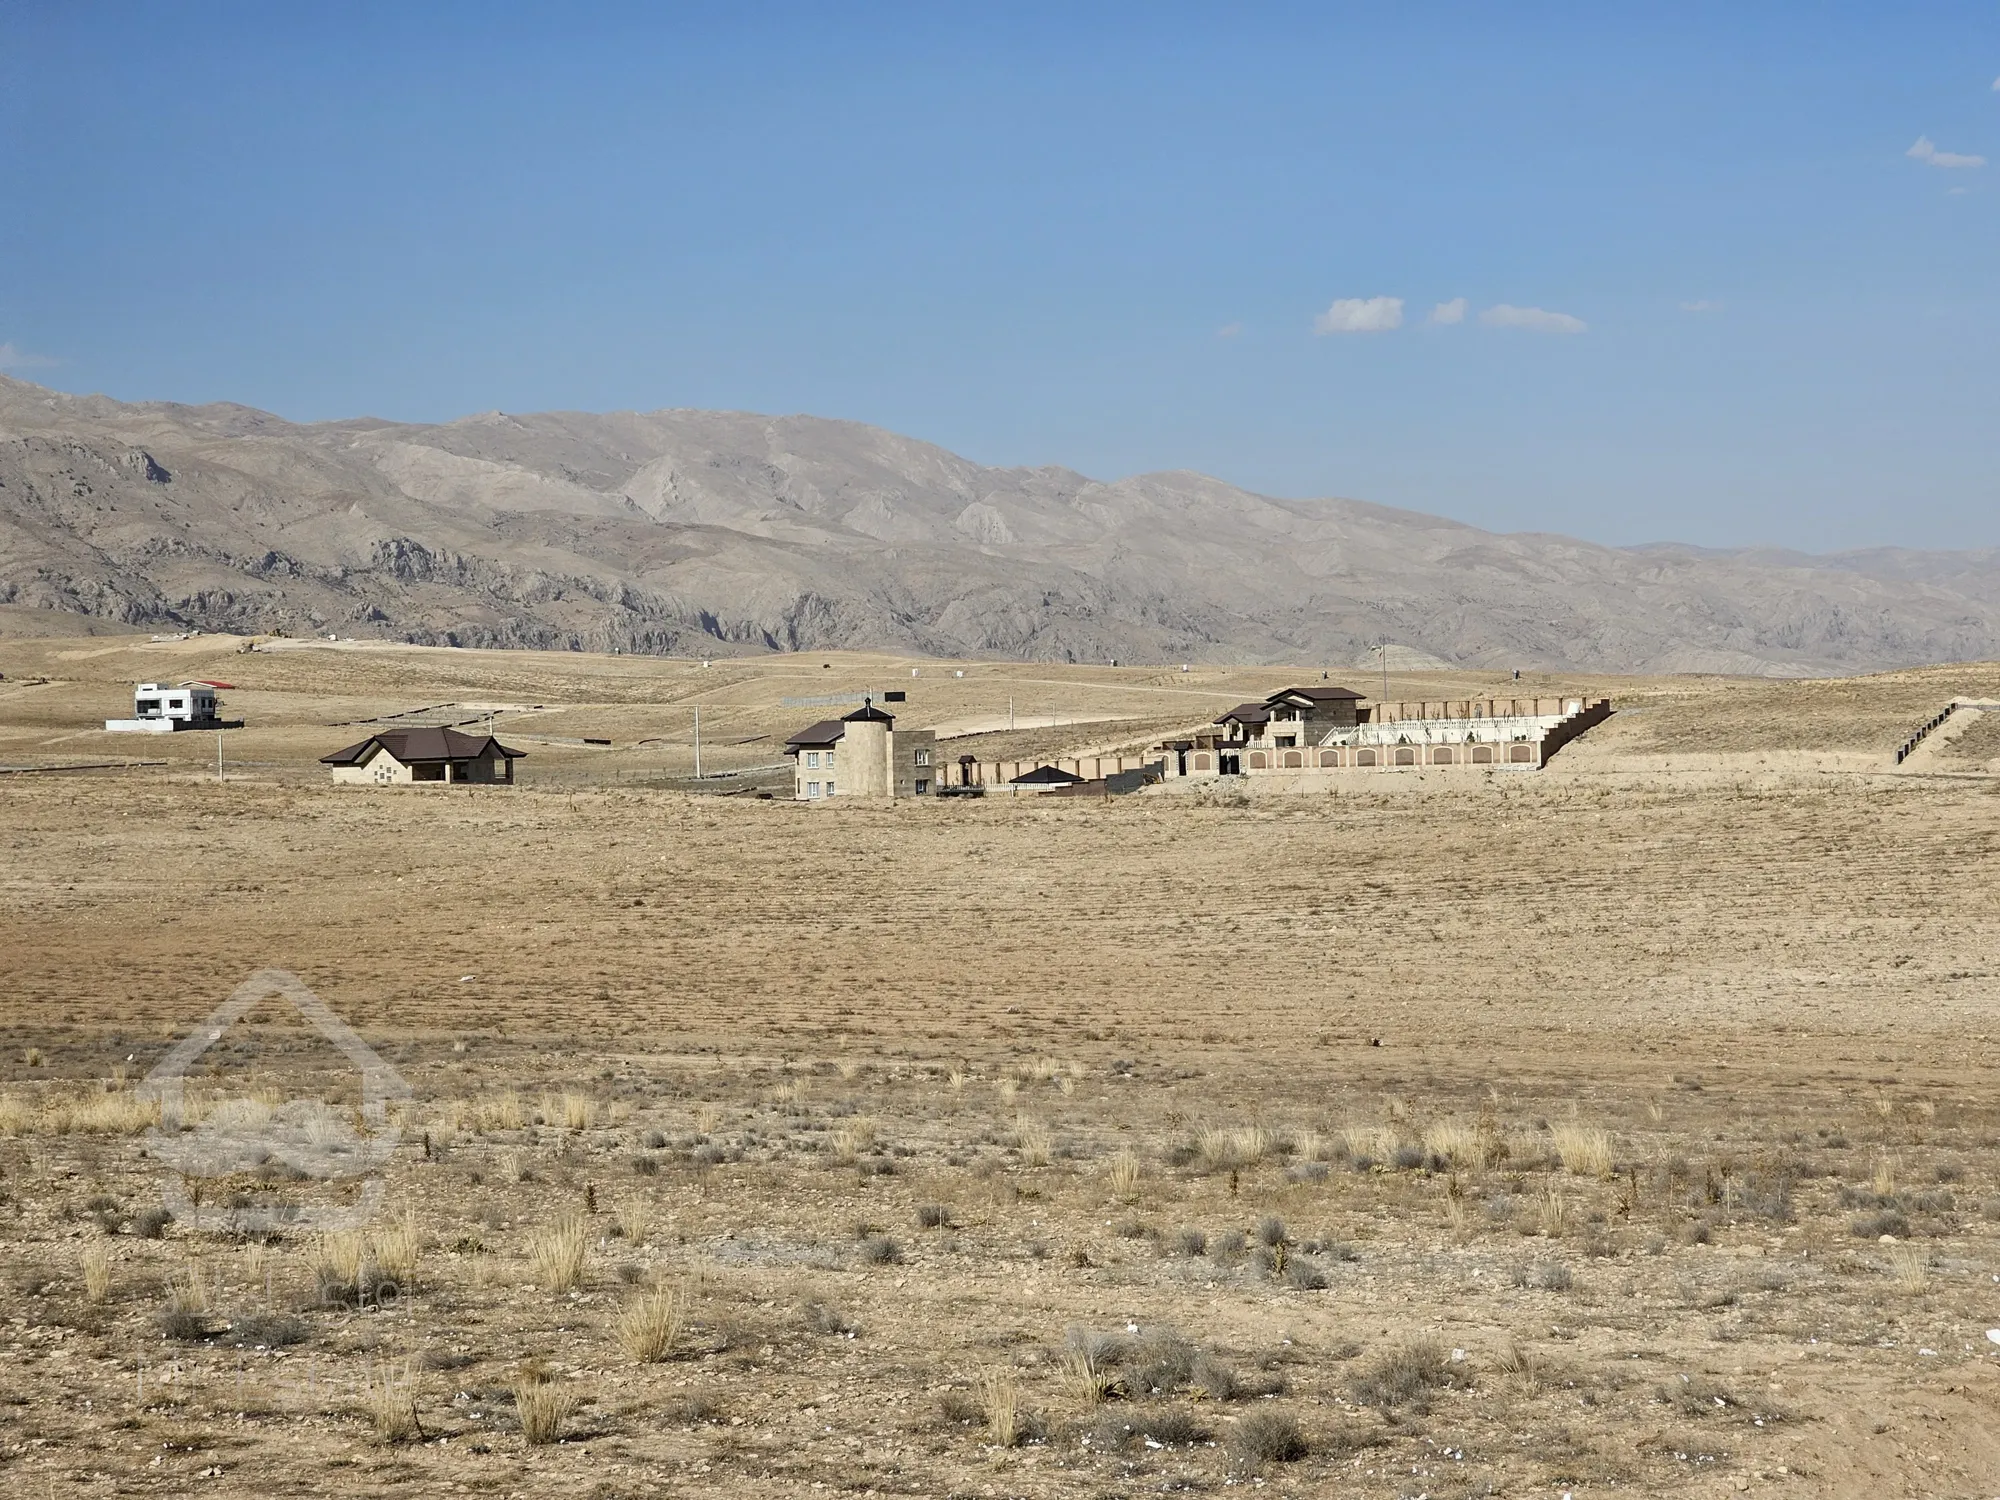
left=527, top=1214, right=589, bottom=1291
left=1107, top=1148, right=1142, bottom=1203
left=1423, top=1119, right=1488, bottom=1168
left=80, top=1241, right=112, bottom=1304
left=1017, top=1117, right=1052, bottom=1167
left=1887, top=1244, right=1929, bottom=1294
left=979, top=1366, right=1020, bottom=1446
left=361, top=1356, right=423, bottom=1444
left=1551, top=1122, right=1614, bottom=1177
left=1536, top=1182, right=1570, bottom=1238
left=615, top=1194, right=650, bottom=1245
left=514, top=1370, right=576, bottom=1446
left=616, top=1279, right=691, bottom=1363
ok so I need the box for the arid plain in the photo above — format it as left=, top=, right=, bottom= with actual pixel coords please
left=2, top=625, right=1999, bottom=1499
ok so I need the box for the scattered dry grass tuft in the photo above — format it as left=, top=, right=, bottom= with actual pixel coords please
left=979, top=1366, right=1020, bottom=1446
left=361, top=1356, right=423, bottom=1444
left=80, top=1241, right=112, bottom=1304
left=1551, top=1122, right=1614, bottom=1177
left=526, top=1214, right=589, bottom=1291
left=1108, top=1148, right=1142, bottom=1203
left=615, top=1279, right=691, bottom=1363
left=514, top=1369, right=576, bottom=1446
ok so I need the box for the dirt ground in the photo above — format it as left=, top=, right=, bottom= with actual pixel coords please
left=1, top=631, right=1998, bottom=1498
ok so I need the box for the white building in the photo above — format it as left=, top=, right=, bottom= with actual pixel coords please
left=105, top=682, right=241, bottom=733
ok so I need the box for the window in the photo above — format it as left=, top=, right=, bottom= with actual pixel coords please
left=807, top=781, right=821, bottom=798
left=826, top=780, right=835, bottom=796
left=1274, top=735, right=1296, bottom=748
left=823, top=751, right=834, bottom=767
left=806, top=751, right=820, bottom=767
left=914, top=779, right=929, bottom=794
left=914, top=748, right=930, bottom=766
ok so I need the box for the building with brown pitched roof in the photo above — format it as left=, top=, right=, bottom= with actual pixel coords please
left=320, top=727, right=525, bottom=785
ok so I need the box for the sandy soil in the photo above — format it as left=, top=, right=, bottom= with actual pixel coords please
left=1, top=634, right=1998, bottom=1498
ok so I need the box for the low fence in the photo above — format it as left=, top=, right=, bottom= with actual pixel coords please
left=1896, top=700, right=2000, bottom=764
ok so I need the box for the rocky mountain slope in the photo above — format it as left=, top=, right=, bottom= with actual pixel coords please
left=3, top=375, right=1995, bottom=672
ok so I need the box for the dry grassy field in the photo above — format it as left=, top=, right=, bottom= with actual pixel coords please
left=2, top=628, right=1999, bottom=1498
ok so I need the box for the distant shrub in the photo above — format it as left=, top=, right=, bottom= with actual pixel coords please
left=1173, top=1228, right=1208, bottom=1257
left=1349, top=1338, right=1465, bottom=1411
left=1227, top=1408, right=1307, bottom=1465
left=857, top=1235, right=903, bottom=1266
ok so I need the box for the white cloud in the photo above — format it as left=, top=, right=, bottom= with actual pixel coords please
left=1908, top=136, right=1986, bottom=168
left=1478, top=304, right=1588, bottom=334
left=1314, top=296, right=1403, bottom=334
left=0, top=342, right=57, bottom=372
left=1679, top=299, right=1723, bottom=313
left=1429, top=297, right=1467, bottom=325
left=1215, top=321, right=1243, bottom=340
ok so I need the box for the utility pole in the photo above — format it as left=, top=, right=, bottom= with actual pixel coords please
left=1378, top=638, right=1391, bottom=711
left=1008, top=696, right=1014, bottom=732
left=693, top=707, right=702, bottom=778
left=216, top=730, right=224, bottom=783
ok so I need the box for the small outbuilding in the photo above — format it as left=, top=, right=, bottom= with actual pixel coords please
left=321, top=727, right=525, bottom=785
left=1009, top=764, right=1088, bottom=789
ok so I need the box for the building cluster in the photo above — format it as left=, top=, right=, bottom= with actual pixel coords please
left=781, top=683, right=1612, bottom=800
left=96, top=673, right=1607, bottom=794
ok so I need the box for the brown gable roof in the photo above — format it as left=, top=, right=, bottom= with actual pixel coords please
left=1215, top=701, right=1271, bottom=726
left=321, top=727, right=525, bottom=766
left=1266, top=685, right=1364, bottom=705
left=784, top=719, right=847, bottom=752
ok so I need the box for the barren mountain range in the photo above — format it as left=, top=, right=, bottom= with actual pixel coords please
left=2, top=374, right=1995, bottom=673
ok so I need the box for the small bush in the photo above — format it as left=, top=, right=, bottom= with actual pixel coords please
left=1284, top=1256, right=1330, bottom=1290
left=1213, top=1229, right=1247, bottom=1260
left=1515, top=1260, right=1573, bottom=1292
left=857, top=1235, right=903, bottom=1266
left=133, top=1206, right=173, bottom=1240
left=155, top=1303, right=209, bottom=1341
left=661, top=1390, right=726, bottom=1425
left=1228, top=1408, right=1307, bottom=1466
left=916, top=1203, right=953, bottom=1230
left=1190, top=1352, right=1239, bottom=1401
left=1174, top=1227, right=1208, bottom=1257
left=224, top=1311, right=307, bottom=1348
left=1349, top=1339, right=1465, bottom=1411
left=801, top=1299, right=851, bottom=1336
left=1095, top=1406, right=1211, bottom=1449
left=1849, top=1209, right=1909, bottom=1238
left=630, top=1154, right=660, bottom=1177
left=1256, top=1215, right=1288, bottom=1247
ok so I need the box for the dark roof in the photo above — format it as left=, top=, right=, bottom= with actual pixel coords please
left=1010, top=764, right=1087, bottom=785
left=321, top=727, right=525, bottom=766
left=841, top=697, right=895, bottom=724
left=1266, top=685, right=1363, bottom=704
left=784, top=719, right=846, bottom=752
left=1215, top=702, right=1271, bottom=726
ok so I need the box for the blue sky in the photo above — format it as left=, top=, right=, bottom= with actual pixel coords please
left=2, top=3, right=1996, bottom=551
